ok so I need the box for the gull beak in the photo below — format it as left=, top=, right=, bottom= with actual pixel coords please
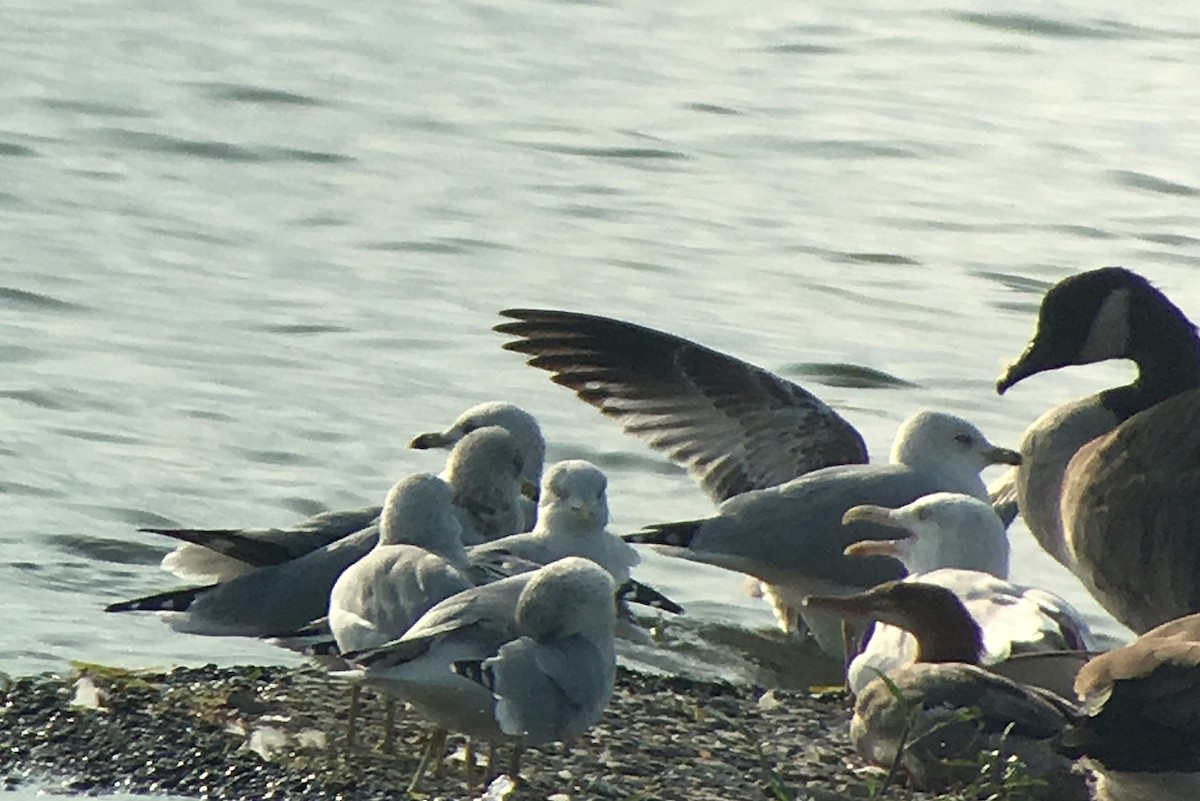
left=842, top=504, right=915, bottom=560
left=983, top=445, right=1022, bottom=467
left=521, top=479, right=540, bottom=501
left=844, top=534, right=912, bottom=559
left=842, top=504, right=902, bottom=529
left=408, top=430, right=455, bottom=450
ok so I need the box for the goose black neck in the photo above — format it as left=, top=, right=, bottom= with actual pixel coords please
left=1110, top=289, right=1200, bottom=418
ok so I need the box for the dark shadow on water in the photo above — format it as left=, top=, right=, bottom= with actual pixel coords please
left=96, top=129, right=354, bottom=165
left=194, top=83, right=329, bottom=108
left=1111, top=170, right=1200, bottom=197
left=47, top=534, right=164, bottom=567
left=0, top=287, right=90, bottom=313
left=40, top=98, right=150, bottom=118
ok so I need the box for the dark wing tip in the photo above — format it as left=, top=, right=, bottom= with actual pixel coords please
left=105, top=585, right=211, bottom=614
left=627, top=520, right=702, bottom=548
left=618, top=580, right=685, bottom=614
left=451, top=659, right=493, bottom=690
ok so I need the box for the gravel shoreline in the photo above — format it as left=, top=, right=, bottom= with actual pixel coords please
left=0, top=662, right=966, bottom=800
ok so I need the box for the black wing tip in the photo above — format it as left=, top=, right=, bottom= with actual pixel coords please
left=452, top=659, right=493, bottom=690
left=104, top=582, right=216, bottom=614
left=618, top=580, right=685, bottom=615
left=625, top=520, right=702, bottom=548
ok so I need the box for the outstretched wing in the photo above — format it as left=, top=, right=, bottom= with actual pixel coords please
left=496, top=309, right=868, bottom=502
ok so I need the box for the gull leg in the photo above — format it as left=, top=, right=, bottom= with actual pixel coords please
left=484, top=741, right=497, bottom=782
left=345, top=684, right=361, bottom=750
left=379, top=697, right=397, bottom=753
left=506, top=740, right=524, bottom=784
left=407, top=728, right=447, bottom=795
left=464, top=738, right=478, bottom=789
left=432, top=728, right=449, bottom=777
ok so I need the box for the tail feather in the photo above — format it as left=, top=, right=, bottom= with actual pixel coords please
left=617, top=580, right=684, bottom=615
left=624, top=519, right=703, bottom=548
left=105, top=584, right=215, bottom=614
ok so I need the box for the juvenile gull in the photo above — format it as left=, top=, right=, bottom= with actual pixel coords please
left=148, top=402, right=544, bottom=583
left=342, top=557, right=618, bottom=788
left=805, top=582, right=1086, bottom=800
left=996, top=267, right=1200, bottom=632
left=495, top=309, right=868, bottom=503
left=625, top=411, right=1020, bottom=655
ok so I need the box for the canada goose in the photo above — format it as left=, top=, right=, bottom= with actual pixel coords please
left=1057, top=612, right=1200, bottom=801
left=1059, top=387, right=1200, bottom=632
left=148, top=402, right=545, bottom=583
left=995, top=267, right=1200, bottom=571
left=996, top=267, right=1200, bottom=632
left=841, top=494, right=1095, bottom=697
left=805, top=581, right=1087, bottom=800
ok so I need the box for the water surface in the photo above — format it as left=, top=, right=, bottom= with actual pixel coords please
left=3, top=0, right=1199, bottom=678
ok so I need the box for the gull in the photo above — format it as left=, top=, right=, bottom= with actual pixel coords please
left=625, top=411, right=1020, bottom=656
left=841, top=494, right=1096, bottom=696
left=341, top=557, right=618, bottom=790
left=805, top=581, right=1087, bottom=800
left=995, top=267, right=1200, bottom=632
left=145, top=402, right=544, bottom=583
left=412, top=401, right=545, bottom=530
left=324, top=472, right=471, bottom=748
left=470, top=459, right=639, bottom=585
left=443, top=426, right=531, bottom=545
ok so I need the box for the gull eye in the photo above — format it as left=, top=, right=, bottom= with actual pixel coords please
left=916, top=507, right=932, bottom=521
left=953, top=433, right=973, bottom=446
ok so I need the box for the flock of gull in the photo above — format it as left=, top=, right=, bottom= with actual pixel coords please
left=105, top=267, right=1200, bottom=801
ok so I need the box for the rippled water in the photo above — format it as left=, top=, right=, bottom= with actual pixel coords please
left=3, top=0, right=1199, bottom=679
